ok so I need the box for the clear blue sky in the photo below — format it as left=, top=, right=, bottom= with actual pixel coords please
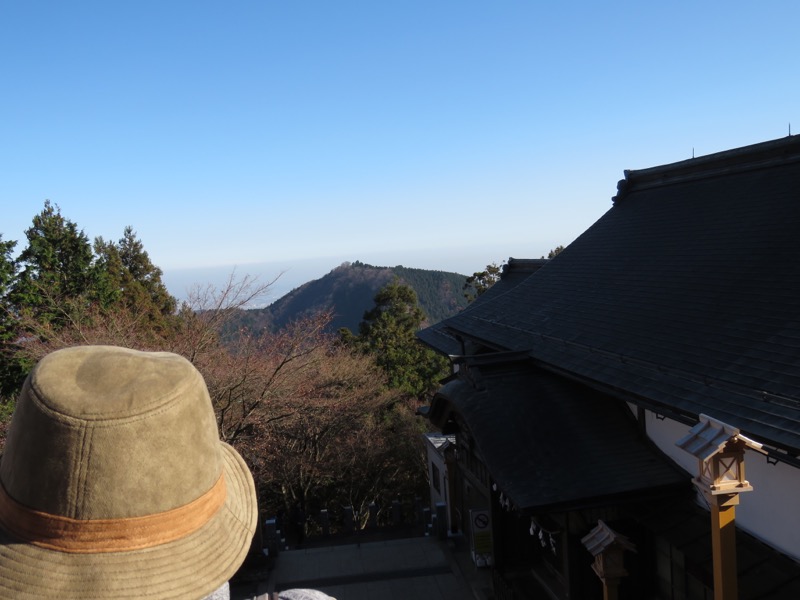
left=2, top=1, right=798, bottom=300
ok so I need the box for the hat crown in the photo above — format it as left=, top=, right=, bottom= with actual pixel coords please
left=0, top=346, right=222, bottom=520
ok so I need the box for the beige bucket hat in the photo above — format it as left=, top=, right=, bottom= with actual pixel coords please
left=0, top=345, right=258, bottom=599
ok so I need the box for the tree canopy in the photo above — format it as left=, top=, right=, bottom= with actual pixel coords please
left=1, top=203, right=181, bottom=397
left=544, top=245, right=565, bottom=259
left=0, top=235, right=21, bottom=399
left=345, top=278, right=449, bottom=399
left=463, top=261, right=504, bottom=303
left=464, top=248, right=565, bottom=303
left=93, top=226, right=177, bottom=332
left=11, top=200, right=97, bottom=326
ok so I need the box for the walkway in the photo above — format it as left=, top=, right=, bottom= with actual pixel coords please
left=232, top=535, right=493, bottom=600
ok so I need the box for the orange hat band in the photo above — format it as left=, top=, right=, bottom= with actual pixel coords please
left=0, top=474, right=226, bottom=554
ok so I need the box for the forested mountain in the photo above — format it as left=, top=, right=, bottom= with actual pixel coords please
left=229, top=261, right=470, bottom=335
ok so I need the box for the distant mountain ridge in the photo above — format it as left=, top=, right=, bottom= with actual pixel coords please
left=230, top=261, right=471, bottom=335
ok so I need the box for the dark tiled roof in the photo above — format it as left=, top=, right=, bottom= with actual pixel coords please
left=424, top=136, right=800, bottom=452
left=429, top=363, right=688, bottom=512
left=418, top=258, right=547, bottom=356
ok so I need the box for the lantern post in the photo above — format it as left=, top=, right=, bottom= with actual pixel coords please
left=676, top=414, right=761, bottom=600
left=581, top=520, right=637, bottom=600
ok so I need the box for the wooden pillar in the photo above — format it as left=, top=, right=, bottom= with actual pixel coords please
left=710, top=494, right=739, bottom=600
left=581, top=520, right=636, bottom=600
left=676, top=416, right=759, bottom=600
left=602, top=577, right=620, bottom=600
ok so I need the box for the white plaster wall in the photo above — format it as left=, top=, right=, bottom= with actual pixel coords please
left=642, top=410, right=800, bottom=561
left=734, top=451, right=800, bottom=561
left=425, top=442, right=448, bottom=509
left=424, top=440, right=454, bottom=539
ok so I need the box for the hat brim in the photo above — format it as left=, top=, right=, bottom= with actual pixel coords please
left=0, top=442, right=258, bottom=600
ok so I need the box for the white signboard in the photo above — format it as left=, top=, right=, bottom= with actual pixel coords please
left=469, top=509, right=492, bottom=566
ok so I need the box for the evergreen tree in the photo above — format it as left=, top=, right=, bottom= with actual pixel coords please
left=3, top=205, right=179, bottom=401
left=544, top=245, right=565, bottom=259
left=11, top=201, right=97, bottom=327
left=463, top=261, right=504, bottom=303
left=353, top=279, right=448, bottom=398
left=0, top=235, right=23, bottom=400
left=0, top=235, right=17, bottom=332
left=94, top=226, right=176, bottom=330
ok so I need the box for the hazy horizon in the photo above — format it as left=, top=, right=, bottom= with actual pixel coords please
left=161, top=241, right=559, bottom=306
